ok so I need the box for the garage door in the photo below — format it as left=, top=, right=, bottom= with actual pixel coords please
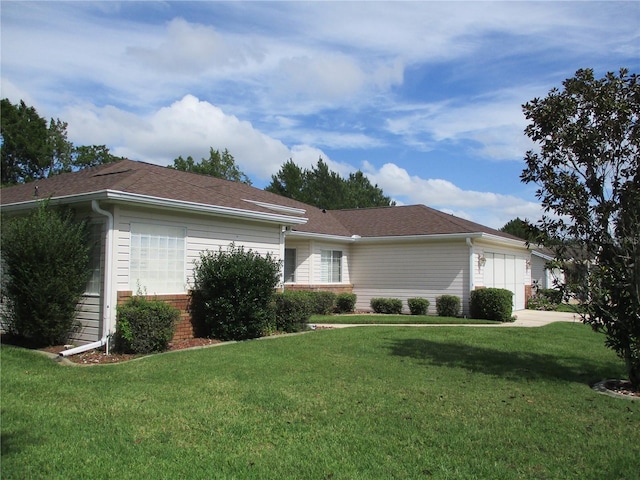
left=484, top=253, right=525, bottom=310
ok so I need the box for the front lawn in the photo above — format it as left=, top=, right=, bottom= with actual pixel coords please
left=1, top=323, right=638, bottom=479
left=310, top=314, right=499, bottom=324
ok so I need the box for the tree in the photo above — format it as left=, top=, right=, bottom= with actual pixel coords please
left=499, top=217, right=541, bottom=241
left=0, top=202, right=93, bottom=346
left=521, top=68, right=640, bottom=388
left=170, top=148, right=252, bottom=185
left=1, top=99, right=51, bottom=184
left=1, top=98, right=121, bottom=185
left=265, top=158, right=395, bottom=209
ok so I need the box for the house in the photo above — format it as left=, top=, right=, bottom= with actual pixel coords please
left=531, top=249, right=564, bottom=291
left=1, top=159, right=532, bottom=352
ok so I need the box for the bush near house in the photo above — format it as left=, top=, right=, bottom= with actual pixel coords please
left=0, top=201, right=92, bottom=347
left=114, top=296, right=180, bottom=354
left=190, top=244, right=281, bottom=341
left=308, top=291, right=337, bottom=315
left=273, top=291, right=313, bottom=333
left=408, top=297, right=430, bottom=315
left=470, top=288, right=514, bottom=322
left=335, top=293, right=357, bottom=313
left=370, top=298, right=403, bottom=314
left=436, top=295, right=461, bottom=317
left=527, top=288, right=564, bottom=311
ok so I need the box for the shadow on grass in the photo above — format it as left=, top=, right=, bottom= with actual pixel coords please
left=387, top=338, right=616, bottom=385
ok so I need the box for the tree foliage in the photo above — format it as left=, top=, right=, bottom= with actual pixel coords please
left=1, top=98, right=121, bottom=185
left=170, top=148, right=252, bottom=185
left=521, top=68, right=640, bottom=387
left=265, top=158, right=395, bottom=209
left=0, top=202, right=93, bottom=346
left=499, top=217, right=540, bottom=242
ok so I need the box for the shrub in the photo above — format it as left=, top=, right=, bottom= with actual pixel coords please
left=370, top=298, right=403, bottom=314
left=538, top=288, right=563, bottom=304
left=408, top=297, right=430, bottom=315
left=190, top=244, right=281, bottom=341
left=527, top=293, right=556, bottom=311
left=273, top=291, right=313, bottom=333
left=335, top=293, right=357, bottom=313
left=470, top=288, right=514, bottom=322
left=308, top=291, right=337, bottom=315
left=0, top=202, right=92, bottom=346
left=436, top=295, right=461, bottom=317
left=114, top=296, right=180, bottom=354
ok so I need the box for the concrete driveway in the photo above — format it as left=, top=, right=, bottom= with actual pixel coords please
left=312, top=309, right=583, bottom=329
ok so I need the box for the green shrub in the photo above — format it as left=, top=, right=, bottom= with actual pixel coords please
left=190, top=244, right=281, bottom=341
left=527, top=293, right=556, bottom=311
left=537, top=288, right=563, bottom=304
left=335, top=293, right=357, bottom=313
left=308, top=291, right=337, bottom=315
left=470, top=288, right=514, bottom=322
left=436, top=295, right=461, bottom=317
left=0, top=202, right=92, bottom=346
left=408, top=297, right=430, bottom=315
left=273, top=291, right=313, bottom=333
left=114, top=296, right=180, bottom=354
left=370, top=298, right=403, bottom=314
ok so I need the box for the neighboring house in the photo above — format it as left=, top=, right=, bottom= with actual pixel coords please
left=531, top=249, right=565, bottom=291
left=1, top=160, right=532, bottom=351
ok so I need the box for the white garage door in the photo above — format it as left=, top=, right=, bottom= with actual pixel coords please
left=484, top=253, right=525, bottom=310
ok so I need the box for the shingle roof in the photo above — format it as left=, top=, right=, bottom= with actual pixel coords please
left=329, top=205, right=522, bottom=239
left=0, top=159, right=521, bottom=242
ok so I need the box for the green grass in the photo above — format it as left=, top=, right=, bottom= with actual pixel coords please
left=310, top=314, right=499, bottom=324
left=2, top=323, right=638, bottom=479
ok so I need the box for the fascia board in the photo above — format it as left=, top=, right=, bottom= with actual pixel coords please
left=2, top=189, right=309, bottom=225
left=286, top=231, right=358, bottom=243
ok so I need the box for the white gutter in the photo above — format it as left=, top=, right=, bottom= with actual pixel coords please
left=466, top=238, right=475, bottom=292
left=60, top=200, right=114, bottom=357
left=3, top=189, right=309, bottom=226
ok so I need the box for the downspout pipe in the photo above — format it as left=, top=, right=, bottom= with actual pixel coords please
left=466, top=238, right=475, bottom=315
left=60, top=200, right=113, bottom=357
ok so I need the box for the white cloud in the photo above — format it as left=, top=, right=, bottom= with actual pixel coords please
left=363, top=162, right=542, bottom=228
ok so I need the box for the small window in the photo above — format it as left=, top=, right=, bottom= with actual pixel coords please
left=321, top=250, right=342, bottom=283
left=284, top=248, right=297, bottom=283
left=130, top=223, right=186, bottom=294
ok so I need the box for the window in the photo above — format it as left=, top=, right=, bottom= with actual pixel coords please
left=284, top=248, right=296, bottom=283
left=130, top=223, right=186, bottom=294
left=321, top=250, right=342, bottom=283
left=85, top=223, right=104, bottom=295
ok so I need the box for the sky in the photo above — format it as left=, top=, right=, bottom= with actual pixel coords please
left=2, top=1, right=639, bottom=228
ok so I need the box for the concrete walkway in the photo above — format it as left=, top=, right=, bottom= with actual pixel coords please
left=312, top=309, right=583, bottom=329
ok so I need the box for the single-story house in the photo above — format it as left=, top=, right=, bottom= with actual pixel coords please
left=1, top=159, right=534, bottom=353
left=531, top=249, right=564, bottom=291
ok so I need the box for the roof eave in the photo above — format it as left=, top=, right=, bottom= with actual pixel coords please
left=2, top=190, right=309, bottom=226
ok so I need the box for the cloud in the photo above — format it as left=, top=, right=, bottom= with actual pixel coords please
left=363, top=162, right=542, bottom=228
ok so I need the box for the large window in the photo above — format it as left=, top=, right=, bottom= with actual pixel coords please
left=284, top=248, right=296, bottom=283
left=321, top=250, right=342, bottom=283
left=130, top=223, right=186, bottom=294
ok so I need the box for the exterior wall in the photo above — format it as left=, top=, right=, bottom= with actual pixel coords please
left=349, top=239, right=470, bottom=315
left=284, top=238, right=352, bottom=287
left=113, top=206, right=283, bottom=296
left=475, top=240, right=531, bottom=311
left=73, top=295, right=102, bottom=344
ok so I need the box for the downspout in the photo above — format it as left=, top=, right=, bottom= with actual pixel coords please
left=466, top=238, right=475, bottom=316
left=60, top=200, right=113, bottom=357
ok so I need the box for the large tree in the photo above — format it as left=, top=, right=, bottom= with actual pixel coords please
left=521, top=68, right=639, bottom=388
left=1, top=98, right=121, bottom=185
left=170, top=148, right=252, bottom=185
left=266, top=158, right=394, bottom=209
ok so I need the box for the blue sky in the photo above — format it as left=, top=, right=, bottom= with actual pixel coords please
left=2, top=1, right=638, bottom=228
